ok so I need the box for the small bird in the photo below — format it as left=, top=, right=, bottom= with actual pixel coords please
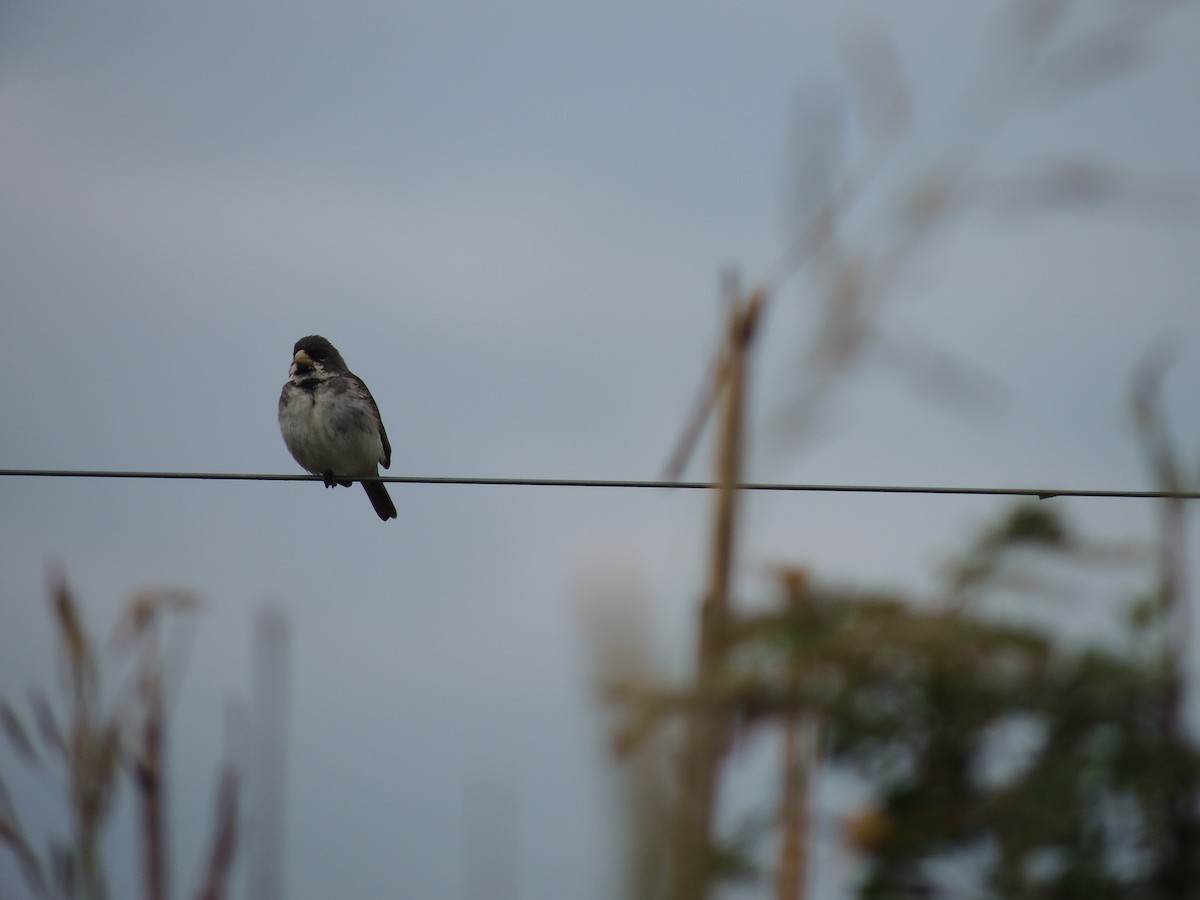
left=278, top=335, right=397, bottom=521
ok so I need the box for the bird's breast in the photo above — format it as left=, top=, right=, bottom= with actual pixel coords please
left=279, top=382, right=384, bottom=476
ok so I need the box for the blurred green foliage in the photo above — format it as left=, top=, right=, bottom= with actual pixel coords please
left=607, top=504, right=1200, bottom=897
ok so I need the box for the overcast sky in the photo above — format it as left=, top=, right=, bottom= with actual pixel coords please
left=2, top=2, right=1199, bottom=898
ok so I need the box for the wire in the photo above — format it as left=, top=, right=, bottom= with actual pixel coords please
left=0, top=469, right=1197, bottom=501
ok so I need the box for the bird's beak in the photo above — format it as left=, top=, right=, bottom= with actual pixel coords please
left=293, top=349, right=314, bottom=370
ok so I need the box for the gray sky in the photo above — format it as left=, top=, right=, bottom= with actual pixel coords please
left=2, top=2, right=1199, bottom=898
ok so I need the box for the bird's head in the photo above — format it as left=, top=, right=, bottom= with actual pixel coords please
left=289, top=335, right=347, bottom=379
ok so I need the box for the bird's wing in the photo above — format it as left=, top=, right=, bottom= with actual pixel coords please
left=348, top=373, right=391, bottom=469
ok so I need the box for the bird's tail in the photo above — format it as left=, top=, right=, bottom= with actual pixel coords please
left=362, top=480, right=397, bottom=521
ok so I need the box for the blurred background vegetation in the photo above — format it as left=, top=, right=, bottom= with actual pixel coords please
left=589, top=1, right=1200, bottom=897
left=594, top=490, right=1200, bottom=897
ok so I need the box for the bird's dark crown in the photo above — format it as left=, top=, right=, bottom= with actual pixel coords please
left=291, top=335, right=351, bottom=375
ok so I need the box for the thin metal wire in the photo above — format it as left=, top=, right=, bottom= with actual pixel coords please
left=0, top=469, right=1197, bottom=501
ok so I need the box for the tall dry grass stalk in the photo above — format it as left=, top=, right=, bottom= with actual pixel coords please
left=668, top=278, right=762, bottom=900
left=0, top=580, right=288, bottom=900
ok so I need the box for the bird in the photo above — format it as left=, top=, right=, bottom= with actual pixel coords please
left=278, top=335, right=397, bottom=521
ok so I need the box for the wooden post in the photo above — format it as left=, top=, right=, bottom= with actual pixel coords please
left=669, top=274, right=761, bottom=900
left=777, top=572, right=818, bottom=900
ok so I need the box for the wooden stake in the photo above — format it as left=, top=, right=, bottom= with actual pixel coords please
left=669, top=273, right=762, bottom=900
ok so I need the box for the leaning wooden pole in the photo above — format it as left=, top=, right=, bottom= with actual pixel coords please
left=669, top=275, right=761, bottom=900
